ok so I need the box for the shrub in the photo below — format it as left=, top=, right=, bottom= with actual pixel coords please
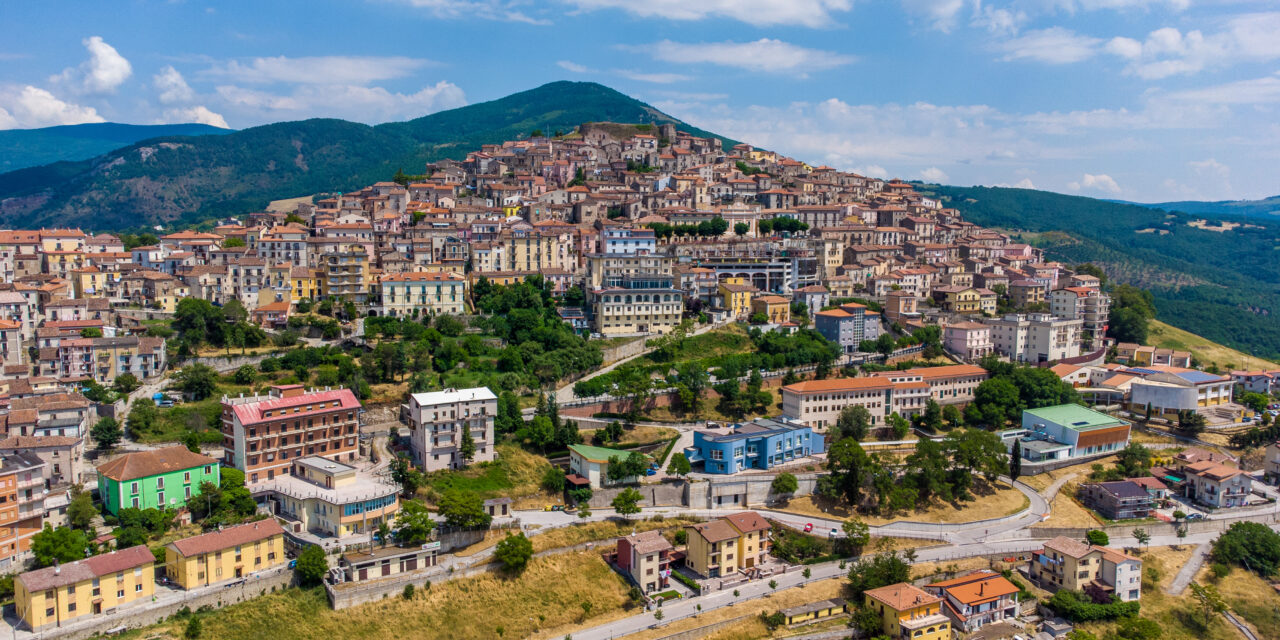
left=403, top=584, right=415, bottom=599
left=1046, top=590, right=1140, bottom=622
left=1085, top=530, right=1109, bottom=547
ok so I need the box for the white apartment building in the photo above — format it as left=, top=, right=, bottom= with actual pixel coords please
left=780, top=376, right=929, bottom=430
left=402, top=387, right=497, bottom=472
left=376, top=272, right=466, bottom=318
left=983, top=313, right=1083, bottom=364
left=1049, top=287, right=1110, bottom=346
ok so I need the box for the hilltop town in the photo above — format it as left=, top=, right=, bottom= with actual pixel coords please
left=0, top=122, right=1275, bottom=640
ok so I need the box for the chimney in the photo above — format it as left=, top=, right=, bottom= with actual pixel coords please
left=979, top=582, right=985, bottom=596
left=54, top=559, right=60, bottom=575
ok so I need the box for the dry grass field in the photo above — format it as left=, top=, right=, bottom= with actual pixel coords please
left=580, top=424, right=678, bottom=447
left=1149, top=319, right=1278, bottom=371
left=129, top=551, right=638, bottom=640
left=1032, top=480, right=1104, bottom=529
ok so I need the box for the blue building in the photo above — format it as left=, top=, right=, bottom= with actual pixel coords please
left=685, top=418, right=825, bottom=474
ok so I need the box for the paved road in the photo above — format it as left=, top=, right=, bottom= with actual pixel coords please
left=566, top=539, right=1040, bottom=640
left=1166, top=542, right=1212, bottom=596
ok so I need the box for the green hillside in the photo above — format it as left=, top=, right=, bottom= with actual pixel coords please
left=1145, top=195, right=1280, bottom=218
left=927, top=185, right=1280, bottom=360
left=0, top=122, right=233, bottom=172
left=0, top=81, right=735, bottom=231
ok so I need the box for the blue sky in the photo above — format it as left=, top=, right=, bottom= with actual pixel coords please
left=1, top=0, right=1278, bottom=202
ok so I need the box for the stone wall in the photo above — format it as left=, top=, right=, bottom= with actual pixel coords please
left=600, top=337, right=648, bottom=365
left=689, top=472, right=823, bottom=510
left=652, top=614, right=753, bottom=640
left=586, top=482, right=688, bottom=509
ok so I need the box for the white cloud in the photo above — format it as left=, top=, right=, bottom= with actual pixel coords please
left=1104, top=13, right=1280, bottom=79
left=971, top=2, right=1027, bottom=36
left=855, top=165, right=890, bottom=179
left=992, top=177, right=1037, bottom=189
left=1189, top=158, right=1229, bottom=180
left=391, top=0, right=550, bottom=24
left=641, top=39, right=855, bottom=73
left=205, top=56, right=431, bottom=85
left=900, top=0, right=966, bottom=33
left=557, top=60, right=590, bottom=73
left=1068, top=173, right=1121, bottom=194
left=920, top=167, right=950, bottom=182
left=51, top=36, right=133, bottom=95
left=214, top=80, right=466, bottom=123
left=562, top=0, right=853, bottom=28
left=1166, top=71, right=1280, bottom=105
left=153, top=66, right=195, bottom=104
left=612, top=70, right=691, bottom=84
left=0, top=85, right=104, bottom=129
left=998, top=27, right=1101, bottom=64
left=160, top=106, right=230, bottom=129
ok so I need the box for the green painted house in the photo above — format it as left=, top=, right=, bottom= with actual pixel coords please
left=96, top=445, right=220, bottom=515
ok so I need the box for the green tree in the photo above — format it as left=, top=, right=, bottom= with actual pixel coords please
left=1212, top=521, right=1280, bottom=576
left=175, top=363, right=219, bottom=401
left=1115, top=442, right=1152, bottom=477
left=390, top=455, right=423, bottom=497
left=611, top=488, right=643, bottom=518
left=233, top=365, right=256, bottom=385
left=184, top=615, right=203, bottom=640
left=833, top=405, right=871, bottom=442
left=874, top=333, right=896, bottom=357
left=112, top=373, right=140, bottom=394
left=91, top=416, right=122, bottom=449
left=838, top=518, right=871, bottom=556
left=666, top=452, right=691, bottom=478
left=437, top=490, right=492, bottom=529
left=771, top=472, right=799, bottom=497
left=294, top=544, right=328, bottom=586
left=847, top=552, right=911, bottom=599
left=494, top=533, right=534, bottom=572
left=394, top=500, right=436, bottom=545
left=31, top=525, right=92, bottom=567
left=1010, top=440, right=1022, bottom=481
left=459, top=426, right=476, bottom=462
left=1085, top=530, right=1109, bottom=546
left=818, top=438, right=871, bottom=505
left=1188, top=581, right=1228, bottom=625
left=734, top=222, right=749, bottom=236
left=1132, top=528, right=1151, bottom=551
left=541, top=466, right=566, bottom=493
left=68, top=491, right=96, bottom=531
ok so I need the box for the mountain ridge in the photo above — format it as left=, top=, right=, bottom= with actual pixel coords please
left=1117, top=194, right=1280, bottom=218
left=0, top=81, right=735, bottom=231
left=0, top=122, right=233, bottom=173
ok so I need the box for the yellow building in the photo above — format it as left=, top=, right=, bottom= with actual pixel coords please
left=751, top=295, right=791, bottom=324
left=719, top=281, right=756, bottom=318
left=321, top=244, right=370, bottom=305
left=70, top=267, right=110, bottom=298
left=864, top=582, right=951, bottom=640
left=291, top=266, right=321, bottom=306
left=684, top=511, right=772, bottom=578
left=781, top=598, right=848, bottom=625
left=165, top=519, right=287, bottom=589
left=15, top=545, right=155, bottom=632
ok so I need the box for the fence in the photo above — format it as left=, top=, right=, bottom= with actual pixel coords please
left=1026, top=510, right=1278, bottom=540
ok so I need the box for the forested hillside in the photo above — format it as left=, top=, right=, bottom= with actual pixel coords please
left=928, top=185, right=1280, bottom=360
left=0, top=82, right=734, bottom=231
left=0, top=122, right=232, bottom=172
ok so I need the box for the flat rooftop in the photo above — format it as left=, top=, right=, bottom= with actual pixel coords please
left=295, top=456, right=355, bottom=475
left=1024, top=404, right=1125, bottom=431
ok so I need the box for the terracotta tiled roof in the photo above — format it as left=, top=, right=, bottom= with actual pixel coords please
left=865, top=582, right=940, bottom=611
left=96, top=445, right=217, bottom=482
left=167, top=519, right=285, bottom=558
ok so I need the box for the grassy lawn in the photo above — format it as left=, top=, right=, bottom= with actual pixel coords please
left=422, top=444, right=556, bottom=510
left=1149, top=319, right=1278, bottom=371
left=1032, top=481, right=1104, bottom=529
left=772, top=479, right=1028, bottom=526
left=128, top=551, right=638, bottom=640
left=530, top=517, right=700, bottom=554
left=634, top=324, right=754, bottom=369
left=581, top=424, right=678, bottom=447
left=456, top=516, right=702, bottom=558
left=640, top=388, right=780, bottom=424
left=554, top=577, right=849, bottom=640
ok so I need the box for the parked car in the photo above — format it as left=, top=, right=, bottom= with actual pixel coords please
left=645, top=468, right=657, bottom=476
left=1186, top=513, right=1205, bottom=521
left=803, top=523, right=814, bottom=533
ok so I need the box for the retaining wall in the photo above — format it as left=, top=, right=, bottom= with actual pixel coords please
left=26, top=569, right=294, bottom=640
left=652, top=614, right=752, bottom=640
left=1027, top=510, right=1278, bottom=540
left=587, top=482, right=688, bottom=509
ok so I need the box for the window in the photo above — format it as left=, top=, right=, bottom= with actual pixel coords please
left=130, top=481, right=139, bottom=494
left=135, top=583, right=142, bottom=593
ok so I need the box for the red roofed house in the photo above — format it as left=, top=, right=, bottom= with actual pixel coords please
left=925, top=570, right=1021, bottom=633
left=220, top=384, right=362, bottom=484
